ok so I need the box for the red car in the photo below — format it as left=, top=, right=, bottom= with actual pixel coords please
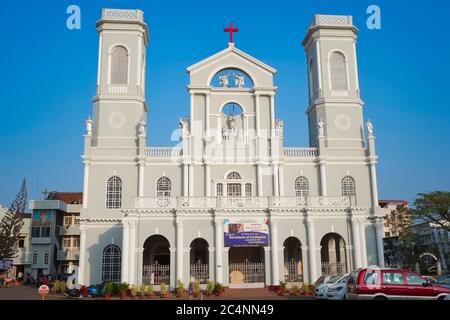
left=347, top=268, right=450, bottom=300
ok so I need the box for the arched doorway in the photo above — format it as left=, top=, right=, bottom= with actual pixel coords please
left=190, top=238, right=209, bottom=284
left=142, top=235, right=170, bottom=285
left=320, top=233, right=347, bottom=275
left=228, top=247, right=265, bottom=288
left=283, top=237, right=303, bottom=283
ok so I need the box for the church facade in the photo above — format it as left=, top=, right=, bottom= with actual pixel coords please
left=78, top=9, right=385, bottom=288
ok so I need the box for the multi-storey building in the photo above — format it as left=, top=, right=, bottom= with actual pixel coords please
left=78, top=9, right=385, bottom=288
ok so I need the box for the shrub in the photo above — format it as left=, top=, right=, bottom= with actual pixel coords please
left=145, top=284, right=154, bottom=296
left=103, top=282, right=114, bottom=295
left=206, top=280, right=214, bottom=295
left=160, top=283, right=168, bottom=296
left=175, top=279, right=185, bottom=296
left=192, top=280, right=200, bottom=296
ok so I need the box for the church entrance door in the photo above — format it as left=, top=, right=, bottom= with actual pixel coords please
left=228, top=247, right=265, bottom=288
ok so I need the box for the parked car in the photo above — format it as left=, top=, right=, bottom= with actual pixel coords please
left=314, top=274, right=338, bottom=287
left=347, top=268, right=450, bottom=300
left=327, top=274, right=350, bottom=300
left=314, top=275, right=343, bottom=299
left=435, top=274, right=450, bottom=289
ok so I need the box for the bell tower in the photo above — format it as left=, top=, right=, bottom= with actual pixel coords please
left=91, top=9, right=148, bottom=148
left=303, top=15, right=365, bottom=151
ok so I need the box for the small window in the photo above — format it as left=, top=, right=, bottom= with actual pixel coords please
left=227, top=172, right=241, bottom=180
left=406, top=274, right=426, bottom=286
left=64, top=216, right=72, bottom=226
left=41, top=227, right=51, bottom=238
left=157, top=177, right=171, bottom=197
left=329, top=51, right=348, bottom=91
left=32, top=252, right=38, bottom=265
left=63, top=238, right=71, bottom=248
left=32, top=227, right=40, bottom=238
left=106, top=176, right=122, bottom=209
left=227, top=184, right=242, bottom=197
left=245, top=183, right=252, bottom=197
left=18, top=237, right=25, bottom=248
left=341, top=176, right=356, bottom=197
left=382, top=272, right=404, bottom=285
left=44, top=252, right=49, bottom=265
left=295, top=176, right=309, bottom=197
left=111, top=46, right=128, bottom=85
left=216, top=184, right=223, bottom=197
left=73, top=238, right=80, bottom=249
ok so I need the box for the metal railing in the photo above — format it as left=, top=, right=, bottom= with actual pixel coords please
left=142, top=263, right=170, bottom=286
left=284, top=259, right=304, bottom=283
left=190, top=261, right=209, bottom=284
left=321, top=262, right=347, bottom=275
left=229, top=261, right=265, bottom=287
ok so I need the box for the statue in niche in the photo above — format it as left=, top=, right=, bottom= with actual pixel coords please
left=138, top=120, right=146, bottom=137
left=219, top=74, right=229, bottom=87
left=179, top=117, right=190, bottom=137
left=317, top=118, right=325, bottom=138
left=222, top=112, right=238, bottom=140
left=85, top=116, right=93, bottom=136
left=235, top=74, right=245, bottom=88
left=366, top=120, right=374, bottom=138
left=275, top=119, right=283, bottom=137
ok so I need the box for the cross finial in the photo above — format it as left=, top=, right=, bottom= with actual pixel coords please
left=224, top=22, right=239, bottom=44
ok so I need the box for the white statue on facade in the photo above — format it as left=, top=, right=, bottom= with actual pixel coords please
left=275, top=119, right=283, bottom=137
left=317, top=118, right=325, bottom=138
left=219, top=74, right=229, bottom=87
left=85, top=117, right=93, bottom=136
left=235, top=74, right=245, bottom=88
left=138, top=120, right=146, bottom=137
left=179, top=117, right=190, bottom=137
left=366, top=119, right=374, bottom=138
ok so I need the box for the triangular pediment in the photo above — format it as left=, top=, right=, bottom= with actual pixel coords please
left=187, top=44, right=277, bottom=75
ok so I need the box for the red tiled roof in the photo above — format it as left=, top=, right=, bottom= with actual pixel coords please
left=46, top=192, right=83, bottom=204
left=379, top=200, right=409, bottom=207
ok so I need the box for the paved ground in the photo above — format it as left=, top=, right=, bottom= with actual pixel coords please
left=0, top=285, right=315, bottom=300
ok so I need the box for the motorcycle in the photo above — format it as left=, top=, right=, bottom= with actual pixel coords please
left=64, top=285, right=83, bottom=299
left=87, top=283, right=105, bottom=298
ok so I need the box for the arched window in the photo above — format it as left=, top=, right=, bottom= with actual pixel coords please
left=111, top=46, right=128, bottom=85
left=227, top=172, right=241, bottom=180
left=295, top=177, right=309, bottom=197
left=102, top=244, right=121, bottom=283
left=106, top=176, right=122, bottom=209
left=157, top=177, right=171, bottom=197
left=329, top=52, right=348, bottom=91
left=341, top=176, right=356, bottom=197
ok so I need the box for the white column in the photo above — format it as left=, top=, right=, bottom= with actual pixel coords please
left=138, top=161, right=145, bottom=197
left=137, top=248, right=144, bottom=285
left=345, top=245, right=353, bottom=272
left=205, top=94, right=210, bottom=135
left=270, top=216, right=280, bottom=285
left=189, top=164, right=194, bottom=196
left=121, top=220, right=130, bottom=283
left=78, top=224, right=87, bottom=285
left=270, top=94, right=275, bottom=137
left=272, top=163, right=279, bottom=197
left=82, top=161, right=90, bottom=209
left=129, top=221, right=137, bottom=285
left=374, top=220, right=385, bottom=267
left=359, top=219, right=368, bottom=267
left=214, top=217, right=223, bottom=283
left=176, top=218, right=184, bottom=283
left=306, top=217, right=317, bottom=282
left=319, top=161, right=327, bottom=196
left=205, top=164, right=211, bottom=197
left=279, top=165, right=284, bottom=196
left=369, top=162, right=379, bottom=209
left=257, top=164, right=263, bottom=197
left=255, top=94, right=260, bottom=136
left=183, top=163, right=189, bottom=197
left=351, top=218, right=362, bottom=268
left=190, top=93, right=194, bottom=127
left=301, top=246, right=310, bottom=284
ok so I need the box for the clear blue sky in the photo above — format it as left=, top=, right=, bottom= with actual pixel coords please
left=0, top=0, right=449, bottom=207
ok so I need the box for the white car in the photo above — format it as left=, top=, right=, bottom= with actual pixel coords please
left=314, top=275, right=343, bottom=299
left=327, top=274, right=350, bottom=300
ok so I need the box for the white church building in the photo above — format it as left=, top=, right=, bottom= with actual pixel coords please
left=78, top=9, right=385, bottom=288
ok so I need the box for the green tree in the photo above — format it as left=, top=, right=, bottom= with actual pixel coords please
left=0, top=179, right=27, bottom=260
left=414, top=191, right=450, bottom=232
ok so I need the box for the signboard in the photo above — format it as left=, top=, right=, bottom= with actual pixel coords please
left=32, top=210, right=51, bottom=226
left=0, top=259, right=13, bottom=270
left=224, top=218, right=269, bottom=247
left=38, top=285, right=50, bottom=295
